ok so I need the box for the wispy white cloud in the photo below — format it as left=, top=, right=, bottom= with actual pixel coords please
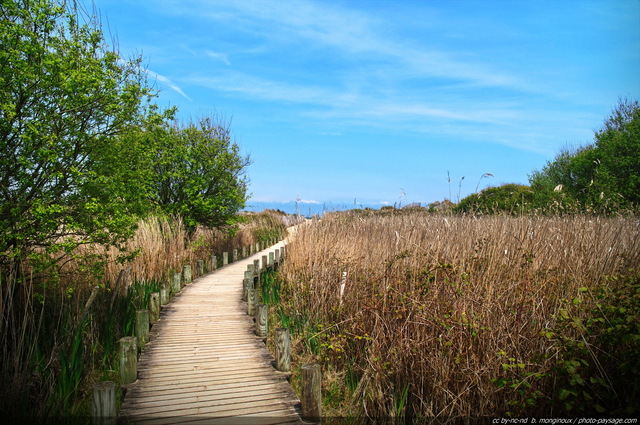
left=147, top=69, right=192, bottom=101
left=183, top=0, right=527, bottom=91
left=188, top=71, right=522, bottom=128
left=152, top=0, right=615, bottom=155
left=204, top=50, right=231, bottom=66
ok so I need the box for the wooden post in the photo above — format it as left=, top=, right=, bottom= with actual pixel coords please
left=275, top=248, right=280, bottom=265
left=256, top=304, right=268, bottom=338
left=135, top=309, right=149, bottom=348
left=232, top=249, right=238, bottom=263
left=247, top=288, right=257, bottom=316
left=242, top=246, right=247, bottom=258
left=160, top=282, right=169, bottom=305
left=275, top=328, right=291, bottom=372
left=196, top=259, right=204, bottom=277
left=280, top=246, right=286, bottom=260
left=171, top=272, right=181, bottom=295
left=149, top=293, right=160, bottom=322
left=119, top=337, right=137, bottom=386
left=243, top=270, right=254, bottom=301
left=256, top=242, right=260, bottom=253
left=243, top=278, right=253, bottom=302
left=182, top=265, right=192, bottom=285
left=211, top=254, right=217, bottom=271
left=92, top=381, right=116, bottom=425
left=222, top=252, right=228, bottom=266
left=269, top=252, right=275, bottom=267
left=302, top=363, right=322, bottom=422
left=253, top=260, right=260, bottom=288
left=262, top=255, right=268, bottom=271
left=249, top=244, right=254, bottom=255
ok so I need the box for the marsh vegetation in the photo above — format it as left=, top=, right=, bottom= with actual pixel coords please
left=269, top=212, right=639, bottom=420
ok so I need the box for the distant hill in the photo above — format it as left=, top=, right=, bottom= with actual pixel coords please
left=243, top=201, right=392, bottom=217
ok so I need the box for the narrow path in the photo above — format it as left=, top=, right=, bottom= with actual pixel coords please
left=119, top=242, right=303, bottom=425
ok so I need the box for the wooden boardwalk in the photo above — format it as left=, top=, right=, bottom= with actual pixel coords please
left=119, top=242, right=303, bottom=425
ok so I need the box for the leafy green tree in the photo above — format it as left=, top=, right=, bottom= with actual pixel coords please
left=529, top=98, right=640, bottom=212
left=150, top=116, right=251, bottom=231
left=456, top=183, right=534, bottom=214
left=590, top=97, right=640, bottom=206
left=528, top=147, right=583, bottom=210
left=0, top=0, right=156, bottom=272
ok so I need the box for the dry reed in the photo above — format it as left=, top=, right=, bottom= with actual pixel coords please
left=0, top=210, right=289, bottom=417
left=279, top=212, right=640, bottom=420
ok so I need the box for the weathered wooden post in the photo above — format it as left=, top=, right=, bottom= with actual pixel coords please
left=247, top=288, right=257, bottom=316
left=148, top=293, right=160, bottom=322
left=222, top=252, right=228, bottom=266
left=262, top=255, right=268, bottom=271
left=255, top=242, right=260, bottom=253
left=249, top=244, right=254, bottom=256
left=247, top=265, right=254, bottom=278
left=160, top=281, right=169, bottom=305
left=182, top=265, right=192, bottom=285
left=280, top=246, right=286, bottom=260
left=242, top=246, right=247, bottom=258
left=211, top=254, right=217, bottom=271
left=256, top=304, right=268, bottom=338
left=243, top=270, right=254, bottom=301
left=196, top=259, right=204, bottom=277
left=92, top=381, right=116, bottom=425
left=269, top=252, right=275, bottom=268
left=119, top=337, right=137, bottom=386
left=274, top=249, right=280, bottom=269
left=253, top=259, right=260, bottom=274
left=171, top=272, right=181, bottom=295
left=243, top=276, right=252, bottom=302
left=135, top=309, right=149, bottom=347
left=232, top=249, right=238, bottom=263
left=275, top=328, right=291, bottom=372
left=302, top=363, right=322, bottom=422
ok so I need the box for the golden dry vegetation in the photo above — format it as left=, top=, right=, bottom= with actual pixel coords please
left=276, top=212, right=640, bottom=420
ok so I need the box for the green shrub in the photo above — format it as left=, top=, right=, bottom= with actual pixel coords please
left=544, top=271, right=640, bottom=415
left=456, top=184, right=535, bottom=214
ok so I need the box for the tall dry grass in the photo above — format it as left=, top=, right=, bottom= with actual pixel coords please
left=99, top=211, right=288, bottom=288
left=0, top=210, right=289, bottom=418
left=278, top=212, right=640, bottom=420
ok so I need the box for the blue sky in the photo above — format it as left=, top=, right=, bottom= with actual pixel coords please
left=91, top=0, right=640, bottom=209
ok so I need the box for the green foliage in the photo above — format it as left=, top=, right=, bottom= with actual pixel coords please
left=259, top=268, right=281, bottom=305
left=455, top=184, right=534, bottom=214
left=492, top=272, right=640, bottom=417
left=592, top=98, right=640, bottom=206
left=0, top=0, right=156, bottom=274
left=529, top=98, right=640, bottom=212
left=254, top=227, right=282, bottom=243
left=149, top=116, right=251, bottom=232
left=542, top=272, right=640, bottom=415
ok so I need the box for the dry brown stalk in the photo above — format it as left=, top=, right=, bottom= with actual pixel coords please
left=278, top=212, right=640, bottom=419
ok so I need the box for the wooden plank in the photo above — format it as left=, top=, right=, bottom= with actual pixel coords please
left=124, top=390, right=296, bottom=413
left=119, top=242, right=302, bottom=424
left=125, top=380, right=291, bottom=401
